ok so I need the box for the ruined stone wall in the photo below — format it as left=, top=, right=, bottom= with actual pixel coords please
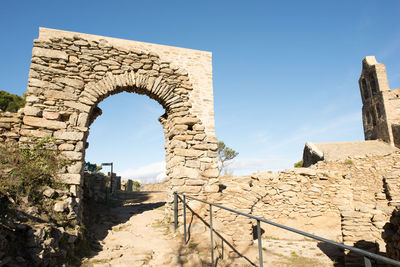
left=0, top=28, right=220, bottom=222
left=359, top=56, right=400, bottom=148
left=83, top=171, right=121, bottom=203
left=201, top=152, right=400, bottom=263
left=121, top=179, right=133, bottom=192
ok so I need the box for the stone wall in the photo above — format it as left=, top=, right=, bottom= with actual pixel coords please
left=199, top=151, right=400, bottom=264
left=0, top=27, right=220, bottom=222
left=302, top=140, right=397, bottom=167
left=121, top=179, right=133, bottom=192
left=359, top=56, right=400, bottom=148
left=83, top=171, right=121, bottom=203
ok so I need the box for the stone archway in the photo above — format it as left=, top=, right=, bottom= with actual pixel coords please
left=18, top=28, right=220, bottom=218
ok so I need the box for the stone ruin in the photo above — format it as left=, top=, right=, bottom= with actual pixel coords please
left=0, top=27, right=220, bottom=220
left=360, top=56, right=400, bottom=148
left=1, top=27, right=400, bottom=265
left=203, top=56, right=400, bottom=264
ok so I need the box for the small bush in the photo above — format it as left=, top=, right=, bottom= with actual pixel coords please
left=294, top=160, right=303, bottom=168
left=344, top=159, right=354, bottom=165
left=0, top=137, right=69, bottom=205
left=132, top=180, right=141, bottom=191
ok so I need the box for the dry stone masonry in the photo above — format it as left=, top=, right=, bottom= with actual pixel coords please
left=2, top=28, right=400, bottom=266
left=206, top=150, right=400, bottom=265
left=0, top=27, right=220, bottom=220
left=196, top=57, right=400, bottom=264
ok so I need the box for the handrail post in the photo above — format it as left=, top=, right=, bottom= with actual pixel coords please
left=210, top=204, right=214, bottom=267
left=183, top=195, right=187, bottom=244
left=257, top=220, right=263, bottom=267
left=174, top=192, right=178, bottom=230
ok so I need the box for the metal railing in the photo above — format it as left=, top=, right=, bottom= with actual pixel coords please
left=173, top=192, right=400, bottom=267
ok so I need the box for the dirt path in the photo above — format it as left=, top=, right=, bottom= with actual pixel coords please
left=81, top=191, right=187, bottom=267
left=81, top=190, right=342, bottom=267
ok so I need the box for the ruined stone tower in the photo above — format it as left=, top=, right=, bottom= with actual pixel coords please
left=359, top=56, right=400, bottom=148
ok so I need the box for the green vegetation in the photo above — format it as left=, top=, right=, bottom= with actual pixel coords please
left=294, top=160, right=303, bottom=168
left=0, top=90, right=25, bottom=112
left=217, top=141, right=239, bottom=175
left=84, top=161, right=102, bottom=172
left=0, top=137, right=69, bottom=208
left=132, top=180, right=141, bottom=191
left=344, top=159, right=354, bottom=165
left=188, top=242, right=199, bottom=249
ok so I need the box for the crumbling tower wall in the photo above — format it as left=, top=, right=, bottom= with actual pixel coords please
left=359, top=56, right=400, bottom=148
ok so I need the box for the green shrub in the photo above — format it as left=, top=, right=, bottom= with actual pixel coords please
left=132, top=180, right=141, bottom=191
left=0, top=137, right=69, bottom=205
left=344, top=159, right=354, bottom=165
left=294, top=160, right=303, bottom=168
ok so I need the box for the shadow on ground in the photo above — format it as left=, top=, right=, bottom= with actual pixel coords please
left=81, top=190, right=165, bottom=263
left=317, top=242, right=345, bottom=267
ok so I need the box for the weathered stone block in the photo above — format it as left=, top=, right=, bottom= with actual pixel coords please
left=32, top=47, right=68, bottom=60
left=44, top=90, right=78, bottom=101
left=174, top=117, right=200, bottom=126
left=43, top=111, right=60, bottom=120
left=60, top=151, right=82, bottom=161
left=58, top=143, right=75, bottom=151
left=54, top=131, right=84, bottom=141
left=192, top=143, right=217, bottom=151
left=185, top=179, right=206, bottom=186
left=29, top=78, right=62, bottom=90
left=20, top=129, right=52, bottom=138
left=201, top=168, right=219, bottom=178
left=58, top=173, right=81, bottom=184
left=23, top=116, right=66, bottom=130
left=0, top=117, right=20, bottom=123
left=180, top=185, right=201, bottom=193
left=67, top=161, right=83, bottom=173
left=0, top=122, right=11, bottom=129
left=94, top=65, right=108, bottom=71
left=54, top=77, right=84, bottom=89
left=174, top=148, right=203, bottom=157
left=64, top=101, right=91, bottom=112
left=23, top=106, right=42, bottom=116
left=172, top=166, right=199, bottom=179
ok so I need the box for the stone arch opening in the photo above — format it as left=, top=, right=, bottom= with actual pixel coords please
left=17, top=28, right=219, bottom=219
left=78, top=71, right=207, bottom=190
left=84, top=91, right=167, bottom=184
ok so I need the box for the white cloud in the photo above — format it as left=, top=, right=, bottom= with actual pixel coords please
left=119, top=161, right=166, bottom=184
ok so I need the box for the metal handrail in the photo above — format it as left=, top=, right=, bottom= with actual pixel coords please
left=173, top=192, right=400, bottom=267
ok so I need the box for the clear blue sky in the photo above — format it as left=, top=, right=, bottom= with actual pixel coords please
left=1, top=1, right=399, bottom=182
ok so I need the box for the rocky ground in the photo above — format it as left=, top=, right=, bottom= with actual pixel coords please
left=80, top=188, right=343, bottom=267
